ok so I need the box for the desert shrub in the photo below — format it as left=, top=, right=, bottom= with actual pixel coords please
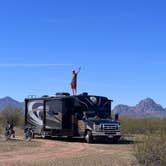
left=119, top=117, right=166, bottom=165
left=0, top=105, right=24, bottom=127
left=134, top=133, right=166, bottom=166
left=120, top=117, right=166, bottom=135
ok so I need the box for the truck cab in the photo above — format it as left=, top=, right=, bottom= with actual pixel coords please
left=74, top=93, right=121, bottom=143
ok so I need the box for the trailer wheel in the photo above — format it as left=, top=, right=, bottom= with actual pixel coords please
left=85, top=131, right=93, bottom=143
left=41, top=130, right=46, bottom=139
left=24, top=129, right=33, bottom=142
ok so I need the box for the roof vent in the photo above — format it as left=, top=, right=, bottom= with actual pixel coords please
left=56, top=92, right=70, bottom=96
left=82, top=92, right=88, bottom=96
left=28, top=95, right=37, bottom=98
left=42, top=95, right=49, bottom=98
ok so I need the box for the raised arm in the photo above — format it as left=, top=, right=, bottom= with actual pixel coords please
left=76, top=67, right=81, bottom=74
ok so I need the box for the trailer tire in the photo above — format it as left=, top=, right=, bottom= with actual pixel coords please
left=41, top=130, right=46, bottom=139
left=85, top=131, right=93, bottom=143
left=24, top=130, right=33, bottom=142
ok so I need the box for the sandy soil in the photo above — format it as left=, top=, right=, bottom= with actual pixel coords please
left=0, top=137, right=139, bottom=166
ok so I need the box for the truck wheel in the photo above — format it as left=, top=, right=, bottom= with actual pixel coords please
left=112, top=136, right=120, bottom=144
left=67, top=136, right=73, bottom=141
left=85, top=131, right=93, bottom=143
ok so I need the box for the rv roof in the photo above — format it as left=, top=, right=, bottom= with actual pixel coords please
left=25, top=93, right=113, bottom=102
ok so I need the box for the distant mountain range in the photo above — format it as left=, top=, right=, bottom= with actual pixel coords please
left=0, top=96, right=166, bottom=118
left=112, top=98, right=166, bottom=118
left=0, top=96, right=24, bottom=112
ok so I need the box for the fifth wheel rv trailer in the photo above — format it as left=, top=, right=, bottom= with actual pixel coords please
left=24, top=92, right=121, bottom=143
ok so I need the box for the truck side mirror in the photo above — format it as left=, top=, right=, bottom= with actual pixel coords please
left=115, top=113, right=119, bottom=121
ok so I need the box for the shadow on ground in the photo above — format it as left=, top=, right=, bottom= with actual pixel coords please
left=35, top=136, right=135, bottom=145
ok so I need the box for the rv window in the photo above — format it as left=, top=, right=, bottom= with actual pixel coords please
left=30, top=102, right=43, bottom=111
left=46, top=100, right=62, bottom=115
left=27, top=100, right=44, bottom=122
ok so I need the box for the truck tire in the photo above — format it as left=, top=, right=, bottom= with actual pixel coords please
left=85, top=131, right=93, bottom=143
left=112, top=136, right=120, bottom=143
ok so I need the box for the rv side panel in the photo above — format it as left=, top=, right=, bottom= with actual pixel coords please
left=26, top=99, right=44, bottom=133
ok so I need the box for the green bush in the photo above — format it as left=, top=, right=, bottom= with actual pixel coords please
left=119, top=117, right=166, bottom=135
left=0, top=105, right=24, bottom=127
left=119, top=117, right=166, bottom=166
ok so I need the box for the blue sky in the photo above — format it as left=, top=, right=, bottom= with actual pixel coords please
left=0, top=0, right=166, bottom=107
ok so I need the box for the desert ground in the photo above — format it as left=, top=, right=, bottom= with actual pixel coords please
left=0, top=129, right=139, bottom=166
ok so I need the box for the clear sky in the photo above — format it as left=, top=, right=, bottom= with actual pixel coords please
left=0, top=0, right=166, bottom=107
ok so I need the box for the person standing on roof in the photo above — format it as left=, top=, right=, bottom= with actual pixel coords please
left=71, top=67, right=81, bottom=95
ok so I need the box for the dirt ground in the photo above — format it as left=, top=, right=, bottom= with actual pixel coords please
left=0, top=135, right=139, bottom=166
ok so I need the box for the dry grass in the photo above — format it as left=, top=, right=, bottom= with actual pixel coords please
left=120, top=118, right=166, bottom=166
left=0, top=121, right=145, bottom=166
left=7, top=153, right=137, bottom=166
left=134, top=134, right=166, bottom=166
left=120, top=118, right=166, bottom=135
left=3, top=142, right=138, bottom=166
left=0, top=135, right=138, bottom=166
left=0, top=127, right=41, bottom=153
left=1, top=118, right=165, bottom=166
left=0, top=139, right=41, bottom=153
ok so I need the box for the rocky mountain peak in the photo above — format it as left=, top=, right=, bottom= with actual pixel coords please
left=113, top=98, right=166, bottom=118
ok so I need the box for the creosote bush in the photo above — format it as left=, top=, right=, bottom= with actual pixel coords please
left=0, top=105, right=24, bottom=127
left=134, top=134, right=166, bottom=166
left=120, top=117, right=166, bottom=135
left=119, top=117, right=166, bottom=166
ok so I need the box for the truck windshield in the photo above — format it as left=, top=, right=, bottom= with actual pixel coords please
left=85, top=108, right=110, bottom=119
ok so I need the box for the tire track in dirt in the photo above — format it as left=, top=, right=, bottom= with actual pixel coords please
left=0, top=138, right=90, bottom=164
left=0, top=138, right=138, bottom=166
